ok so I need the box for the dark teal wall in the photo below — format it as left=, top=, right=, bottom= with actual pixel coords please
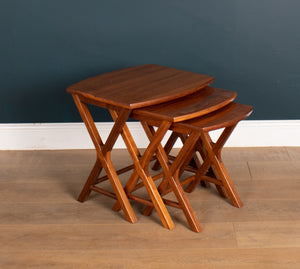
left=1, top=0, right=300, bottom=122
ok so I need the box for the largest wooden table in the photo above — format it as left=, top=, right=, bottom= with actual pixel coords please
left=67, top=64, right=214, bottom=231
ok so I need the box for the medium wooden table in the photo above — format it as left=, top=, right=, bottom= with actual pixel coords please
left=113, top=86, right=244, bottom=232
left=67, top=64, right=214, bottom=231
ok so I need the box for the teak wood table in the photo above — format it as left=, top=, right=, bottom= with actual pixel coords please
left=113, top=86, right=252, bottom=232
left=67, top=64, right=214, bottom=231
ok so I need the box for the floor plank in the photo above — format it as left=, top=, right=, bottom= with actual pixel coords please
left=0, top=148, right=300, bottom=268
left=248, top=160, right=300, bottom=180
left=234, top=221, right=300, bottom=248
left=233, top=179, right=300, bottom=200
left=1, top=248, right=299, bottom=269
left=222, top=147, right=291, bottom=162
left=0, top=223, right=236, bottom=251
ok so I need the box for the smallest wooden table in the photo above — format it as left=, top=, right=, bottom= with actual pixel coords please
left=67, top=64, right=214, bottom=231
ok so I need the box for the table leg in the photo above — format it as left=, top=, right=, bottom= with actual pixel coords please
left=78, top=159, right=103, bottom=202
left=141, top=122, right=202, bottom=233
left=72, top=94, right=138, bottom=224
left=185, top=125, right=243, bottom=208
left=110, top=110, right=175, bottom=230
left=151, top=132, right=179, bottom=171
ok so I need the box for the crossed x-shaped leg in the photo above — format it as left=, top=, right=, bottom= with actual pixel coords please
left=73, top=94, right=175, bottom=230
left=151, top=124, right=243, bottom=208
left=114, top=120, right=202, bottom=232
left=185, top=125, right=243, bottom=208
left=72, top=94, right=138, bottom=223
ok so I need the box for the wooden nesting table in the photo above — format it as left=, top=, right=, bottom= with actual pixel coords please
left=67, top=64, right=252, bottom=232
left=67, top=64, right=214, bottom=231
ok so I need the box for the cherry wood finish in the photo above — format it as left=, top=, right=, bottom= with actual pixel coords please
left=173, top=102, right=253, bottom=133
left=113, top=88, right=245, bottom=232
left=67, top=64, right=214, bottom=109
left=151, top=103, right=253, bottom=201
left=113, top=118, right=203, bottom=232
left=71, top=93, right=175, bottom=230
left=67, top=64, right=216, bottom=231
left=178, top=104, right=253, bottom=207
left=132, top=86, right=236, bottom=122
left=139, top=103, right=253, bottom=213
left=68, top=64, right=252, bottom=232
left=72, top=95, right=137, bottom=224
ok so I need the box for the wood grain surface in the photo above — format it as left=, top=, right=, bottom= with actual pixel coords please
left=132, top=86, right=236, bottom=122
left=67, top=64, right=214, bottom=109
left=0, top=147, right=300, bottom=268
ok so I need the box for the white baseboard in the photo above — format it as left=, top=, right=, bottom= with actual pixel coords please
left=0, top=120, right=299, bottom=150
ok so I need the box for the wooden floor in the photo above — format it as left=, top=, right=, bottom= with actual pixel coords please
left=0, top=147, right=300, bottom=268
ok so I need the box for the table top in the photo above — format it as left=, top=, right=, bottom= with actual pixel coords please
left=132, top=86, right=237, bottom=123
left=67, top=64, right=214, bottom=109
left=174, top=102, right=253, bottom=132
